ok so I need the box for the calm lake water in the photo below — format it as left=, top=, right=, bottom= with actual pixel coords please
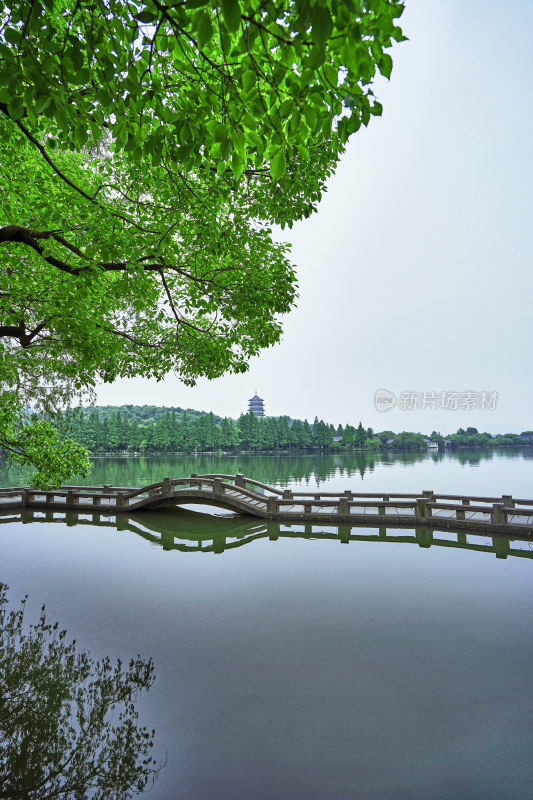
left=1, top=449, right=533, bottom=799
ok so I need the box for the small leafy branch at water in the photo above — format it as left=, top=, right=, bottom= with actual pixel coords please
left=0, top=392, right=90, bottom=488
left=0, top=584, right=161, bottom=799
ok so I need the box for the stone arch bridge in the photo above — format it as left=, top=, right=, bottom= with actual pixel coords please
left=1, top=473, right=533, bottom=536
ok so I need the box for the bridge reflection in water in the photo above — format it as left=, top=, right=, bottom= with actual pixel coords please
left=3, top=507, right=532, bottom=562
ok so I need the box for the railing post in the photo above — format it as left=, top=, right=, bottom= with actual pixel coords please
left=116, top=492, right=126, bottom=509
left=214, top=478, right=224, bottom=495
left=502, top=494, right=514, bottom=508
left=162, top=477, right=171, bottom=495
left=103, top=484, right=112, bottom=493
left=416, top=498, right=431, bottom=520
left=343, top=490, right=353, bottom=500
left=66, top=489, right=79, bottom=507
left=462, top=498, right=470, bottom=506
left=456, top=508, right=466, bottom=521
left=235, top=474, right=245, bottom=488
left=282, top=489, right=293, bottom=499
left=338, top=497, right=348, bottom=516
left=491, top=503, right=505, bottom=526
left=378, top=504, right=386, bottom=516
left=422, top=490, right=434, bottom=501
left=21, top=489, right=28, bottom=508
left=304, top=503, right=312, bottom=514
left=267, top=497, right=278, bottom=514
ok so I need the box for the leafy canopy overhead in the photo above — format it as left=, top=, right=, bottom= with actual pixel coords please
left=0, top=0, right=404, bottom=484
left=0, top=0, right=403, bottom=181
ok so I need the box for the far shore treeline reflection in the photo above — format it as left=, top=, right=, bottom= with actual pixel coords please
left=56, top=405, right=533, bottom=455
left=2, top=447, right=533, bottom=490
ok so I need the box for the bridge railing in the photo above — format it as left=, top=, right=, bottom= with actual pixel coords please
left=2, top=477, right=533, bottom=531
left=191, top=473, right=285, bottom=496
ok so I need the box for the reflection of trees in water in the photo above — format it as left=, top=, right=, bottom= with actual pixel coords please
left=1, top=447, right=532, bottom=489
left=0, top=584, right=160, bottom=799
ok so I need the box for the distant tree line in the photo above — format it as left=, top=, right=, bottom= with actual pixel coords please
left=64, top=408, right=533, bottom=455
left=428, top=427, right=533, bottom=448
left=66, top=408, right=378, bottom=453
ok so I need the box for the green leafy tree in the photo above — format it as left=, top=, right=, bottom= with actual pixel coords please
left=342, top=423, right=355, bottom=446
left=312, top=417, right=332, bottom=448
left=219, top=417, right=238, bottom=450
left=392, top=431, right=427, bottom=451
left=0, top=0, right=404, bottom=484
left=0, top=392, right=90, bottom=487
left=354, top=422, right=366, bottom=448
left=0, top=583, right=160, bottom=798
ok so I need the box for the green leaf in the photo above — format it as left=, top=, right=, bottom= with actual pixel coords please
left=75, top=125, right=88, bottom=148
left=379, top=53, right=393, bottom=79
left=231, top=152, right=245, bottom=180
left=308, top=46, right=326, bottom=69
left=136, top=10, right=158, bottom=23
left=0, top=87, right=13, bottom=104
left=196, top=12, right=213, bottom=47
left=242, top=70, right=256, bottom=92
left=242, top=113, right=257, bottom=130
left=303, top=105, right=316, bottom=129
left=4, top=27, right=21, bottom=46
left=221, top=0, right=241, bottom=33
left=269, top=149, right=286, bottom=181
left=220, top=138, right=233, bottom=159
left=34, top=94, right=52, bottom=114
left=214, top=123, right=228, bottom=142
left=311, top=7, right=333, bottom=46
left=7, top=96, right=24, bottom=119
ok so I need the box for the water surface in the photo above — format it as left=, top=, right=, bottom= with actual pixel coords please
left=1, top=451, right=532, bottom=798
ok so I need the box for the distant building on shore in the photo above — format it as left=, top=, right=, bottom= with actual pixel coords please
left=248, top=392, right=265, bottom=417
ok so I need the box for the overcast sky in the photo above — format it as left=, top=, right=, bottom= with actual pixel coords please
left=96, top=0, right=533, bottom=434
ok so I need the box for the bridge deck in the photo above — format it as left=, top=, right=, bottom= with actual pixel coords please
left=1, top=474, right=532, bottom=535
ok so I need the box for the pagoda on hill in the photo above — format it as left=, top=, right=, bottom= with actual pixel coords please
left=248, top=391, right=265, bottom=417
